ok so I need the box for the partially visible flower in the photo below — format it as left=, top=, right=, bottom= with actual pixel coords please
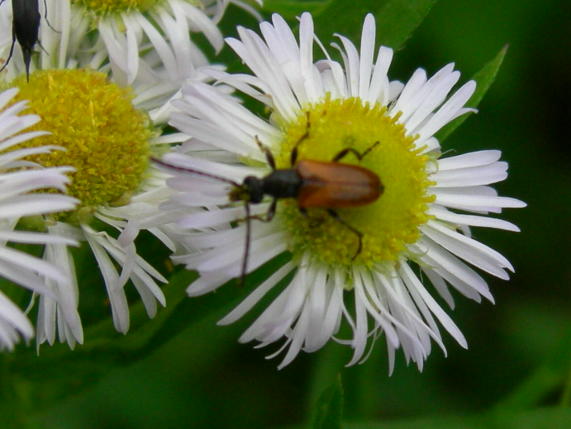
left=0, top=87, right=78, bottom=350
left=70, top=0, right=262, bottom=86
left=0, top=0, right=201, bottom=348
left=162, top=13, right=525, bottom=370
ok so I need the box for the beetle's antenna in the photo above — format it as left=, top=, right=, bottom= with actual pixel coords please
left=152, top=157, right=241, bottom=187
left=239, top=202, right=252, bottom=287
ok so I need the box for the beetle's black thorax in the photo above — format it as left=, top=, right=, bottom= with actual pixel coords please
left=261, top=169, right=303, bottom=200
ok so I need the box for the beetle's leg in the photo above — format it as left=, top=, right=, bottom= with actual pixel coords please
left=290, top=111, right=311, bottom=166
left=42, top=0, right=60, bottom=33
left=0, top=31, right=16, bottom=74
left=37, top=40, right=48, bottom=54
left=254, top=135, right=276, bottom=171
left=236, top=198, right=277, bottom=224
left=264, top=198, right=277, bottom=222
left=332, top=141, right=380, bottom=162
left=299, top=207, right=326, bottom=228
left=326, top=209, right=363, bottom=260
left=248, top=198, right=277, bottom=223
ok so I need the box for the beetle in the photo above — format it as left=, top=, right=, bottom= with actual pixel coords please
left=0, top=0, right=52, bottom=81
left=154, top=116, right=383, bottom=285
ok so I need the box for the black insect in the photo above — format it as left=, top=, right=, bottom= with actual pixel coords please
left=154, top=117, right=383, bottom=286
left=0, top=0, right=53, bottom=81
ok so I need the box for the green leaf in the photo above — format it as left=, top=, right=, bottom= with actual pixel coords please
left=262, top=0, right=331, bottom=19
left=344, top=408, right=571, bottom=429
left=308, top=343, right=350, bottom=415
left=313, top=0, right=437, bottom=50
left=312, top=375, right=344, bottom=429
left=493, top=328, right=571, bottom=411
left=436, top=45, right=509, bottom=142
left=2, top=270, right=202, bottom=412
left=3, top=251, right=291, bottom=417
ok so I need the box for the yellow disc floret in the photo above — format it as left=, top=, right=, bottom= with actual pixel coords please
left=276, top=97, right=435, bottom=269
left=71, top=0, right=164, bottom=16
left=9, top=69, right=152, bottom=224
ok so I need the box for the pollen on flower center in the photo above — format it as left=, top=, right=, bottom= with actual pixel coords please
left=275, top=97, right=435, bottom=270
left=8, top=69, right=152, bottom=224
left=71, top=0, right=162, bottom=15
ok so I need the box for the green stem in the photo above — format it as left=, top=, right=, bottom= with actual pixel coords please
left=560, top=368, right=571, bottom=407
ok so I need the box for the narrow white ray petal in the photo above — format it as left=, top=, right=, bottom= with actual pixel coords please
left=0, top=194, right=77, bottom=219
left=399, top=262, right=467, bottom=348
left=415, top=239, right=495, bottom=302
left=277, top=300, right=311, bottom=369
left=333, top=34, right=360, bottom=97
left=186, top=271, right=235, bottom=297
left=83, top=228, right=129, bottom=334
left=316, top=270, right=344, bottom=348
left=219, top=262, right=295, bottom=325
left=0, top=230, right=76, bottom=246
left=347, top=275, right=371, bottom=366
left=367, top=46, right=393, bottom=105
left=303, top=264, right=328, bottom=351
left=0, top=291, right=34, bottom=342
left=422, top=267, right=456, bottom=309
left=424, top=219, right=514, bottom=272
left=434, top=188, right=526, bottom=212
left=438, top=150, right=502, bottom=170
left=416, top=80, right=476, bottom=141
left=381, top=268, right=446, bottom=353
left=432, top=161, right=508, bottom=187
left=358, top=14, right=376, bottom=99
left=429, top=206, right=520, bottom=232
left=405, top=70, right=461, bottom=134
left=0, top=244, right=69, bottom=285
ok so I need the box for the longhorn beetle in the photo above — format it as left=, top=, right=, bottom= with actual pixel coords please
left=154, top=116, right=384, bottom=285
left=0, top=0, right=55, bottom=81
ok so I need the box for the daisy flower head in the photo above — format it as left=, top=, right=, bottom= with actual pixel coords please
left=0, top=0, right=194, bottom=348
left=70, top=0, right=263, bottom=86
left=0, top=87, right=78, bottom=350
left=164, top=12, right=526, bottom=371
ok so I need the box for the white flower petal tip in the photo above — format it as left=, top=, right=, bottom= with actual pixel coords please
left=164, top=13, right=525, bottom=371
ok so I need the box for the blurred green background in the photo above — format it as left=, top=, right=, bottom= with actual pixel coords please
left=4, top=0, right=571, bottom=427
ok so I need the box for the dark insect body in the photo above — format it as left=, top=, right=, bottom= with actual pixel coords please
left=154, top=118, right=383, bottom=285
left=0, top=0, right=45, bottom=81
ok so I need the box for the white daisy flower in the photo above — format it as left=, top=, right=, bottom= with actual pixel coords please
left=0, top=87, right=78, bottom=350
left=162, top=13, right=526, bottom=371
left=69, top=0, right=262, bottom=86
left=0, top=0, right=196, bottom=348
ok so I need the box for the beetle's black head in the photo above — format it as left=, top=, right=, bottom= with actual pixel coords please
left=242, top=176, right=264, bottom=203
left=228, top=176, right=264, bottom=203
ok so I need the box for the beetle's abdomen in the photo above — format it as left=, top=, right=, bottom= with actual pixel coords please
left=13, top=0, right=41, bottom=49
left=296, top=160, right=383, bottom=208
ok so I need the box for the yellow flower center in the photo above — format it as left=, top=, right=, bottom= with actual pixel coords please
left=275, top=97, right=434, bottom=268
left=8, top=69, right=152, bottom=224
left=71, top=0, right=166, bottom=16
